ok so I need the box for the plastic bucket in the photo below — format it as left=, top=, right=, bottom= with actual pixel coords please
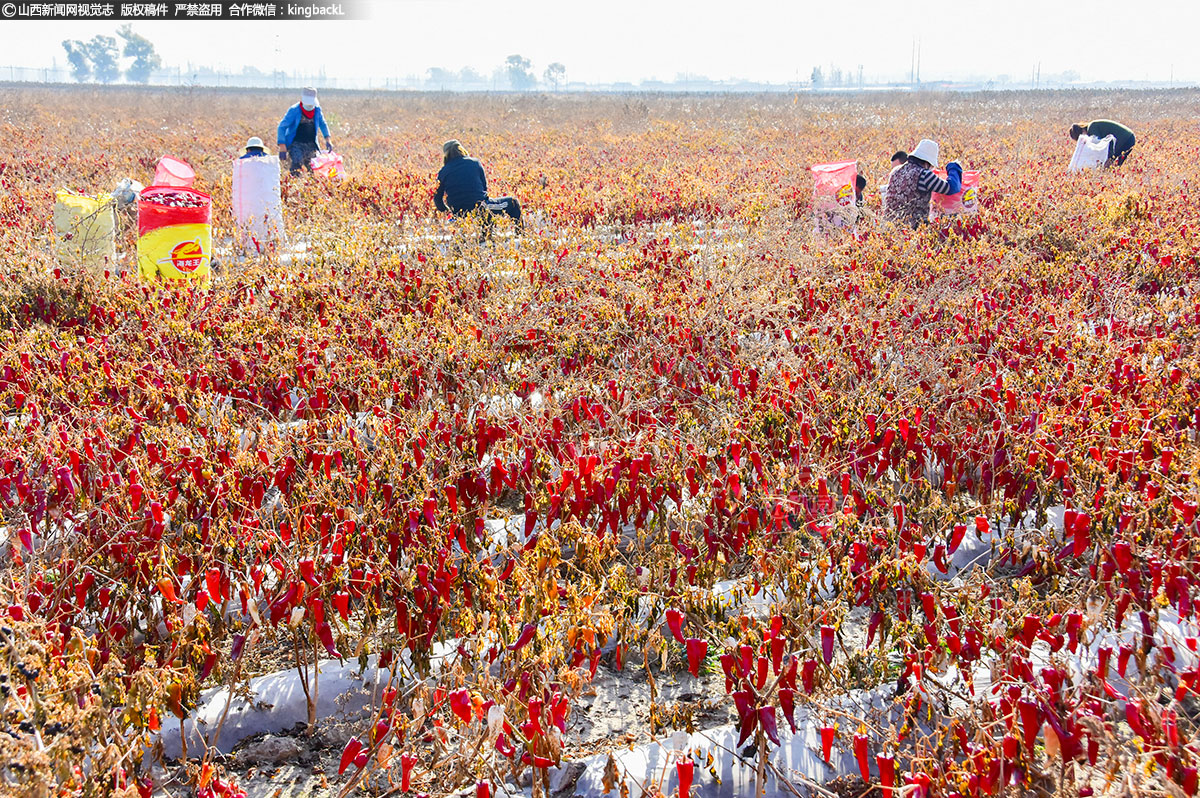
left=137, top=186, right=212, bottom=281
left=153, top=156, right=196, bottom=188
left=54, top=190, right=116, bottom=271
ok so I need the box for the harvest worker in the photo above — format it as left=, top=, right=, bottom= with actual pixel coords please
left=240, top=136, right=268, bottom=159
left=1070, top=120, right=1135, bottom=166
left=883, top=139, right=962, bottom=227
left=277, top=87, right=333, bottom=175
left=879, top=150, right=908, bottom=204
left=434, top=139, right=522, bottom=229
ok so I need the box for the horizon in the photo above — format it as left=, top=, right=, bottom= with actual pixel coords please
left=0, top=0, right=1195, bottom=89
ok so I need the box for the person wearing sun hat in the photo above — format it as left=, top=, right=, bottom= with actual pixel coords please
left=883, top=138, right=962, bottom=227
left=239, top=136, right=269, bottom=159
left=276, top=87, right=333, bottom=175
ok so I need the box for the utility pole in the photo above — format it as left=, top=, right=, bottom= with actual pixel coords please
left=910, top=38, right=915, bottom=84
left=916, top=38, right=921, bottom=85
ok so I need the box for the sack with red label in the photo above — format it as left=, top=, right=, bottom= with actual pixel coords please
left=311, top=151, right=345, bottom=181
left=811, top=160, right=859, bottom=230
left=137, top=186, right=213, bottom=282
left=931, top=169, right=980, bottom=216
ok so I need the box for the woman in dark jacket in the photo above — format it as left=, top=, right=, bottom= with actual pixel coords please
left=434, top=140, right=522, bottom=228
left=1070, top=120, right=1136, bottom=166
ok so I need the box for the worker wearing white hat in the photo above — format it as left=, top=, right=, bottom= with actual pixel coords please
left=276, top=87, right=333, bottom=175
left=883, top=138, right=963, bottom=227
left=240, top=136, right=268, bottom=159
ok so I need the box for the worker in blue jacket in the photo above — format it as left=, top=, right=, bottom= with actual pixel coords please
left=277, top=87, right=332, bottom=175
left=434, top=140, right=522, bottom=229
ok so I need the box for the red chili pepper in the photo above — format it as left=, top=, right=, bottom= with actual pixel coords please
left=755, top=656, right=769, bottom=690
left=867, top=610, right=884, bottom=648
left=1017, top=699, right=1040, bottom=755
left=854, top=734, right=871, bottom=782
left=315, top=619, right=340, bottom=658
left=299, top=558, right=317, bottom=586
left=338, top=737, right=363, bottom=775
left=496, top=729, right=516, bottom=758
left=877, top=755, right=895, bottom=796
left=1125, top=701, right=1144, bottom=737
left=802, top=659, right=817, bottom=694
left=665, top=608, right=685, bottom=644
left=1112, top=541, right=1134, bottom=573
left=758, top=705, right=780, bottom=746
left=677, top=761, right=694, bottom=798
left=450, top=688, right=472, bottom=724
left=821, top=625, right=835, bottom=665
left=205, top=567, right=222, bottom=601
left=738, top=643, right=753, bottom=676
left=732, top=690, right=754, bottom=722
left=820, top=725, right=835, bottom=763
left=157, top=577, right=184, bottom=606
left=1182, top=766, right=1198, bottom=796
left=333, top=591, right=351, bottom=621
left=779, top=688, right=796, bottom=733
left=400, top=752, right=417, bottom=789
left=932, top=543, right=948, bottom=573
left=1073, top=512, right=1091, bottom=556
left=1021, top=614, right=1041, bottom=647
left=1118, top=645, right=1132, bottom=678
left=509, top=622, right=537, bottom=651
left=949, top=523, right=966, bottom=554
left=736, top=705, right=758, bottom=748
left=685, top=637, right=707, bottom=677
left=920, top=592, right=936, bottom=621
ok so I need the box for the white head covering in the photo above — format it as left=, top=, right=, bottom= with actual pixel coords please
left=300, top=87, right=318, bottom=111
left=910, top=139, right=940, bottom=168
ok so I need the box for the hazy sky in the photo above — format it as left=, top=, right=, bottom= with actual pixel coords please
left=2, top=0, right=1196, bottom=85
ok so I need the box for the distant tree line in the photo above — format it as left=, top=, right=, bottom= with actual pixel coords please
left=425, top=56, right=567, bottom=91
left=62, top=26, right=161, bottom=84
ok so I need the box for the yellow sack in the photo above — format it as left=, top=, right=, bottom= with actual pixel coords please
left=54, top=191, right=116, bottom=271
left=136, top=186, right=213, bottom=284
left=137, top=223, right=213, bottom=282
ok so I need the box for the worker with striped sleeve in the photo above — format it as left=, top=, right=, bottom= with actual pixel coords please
left=883, top=139, right=963, bottom=227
